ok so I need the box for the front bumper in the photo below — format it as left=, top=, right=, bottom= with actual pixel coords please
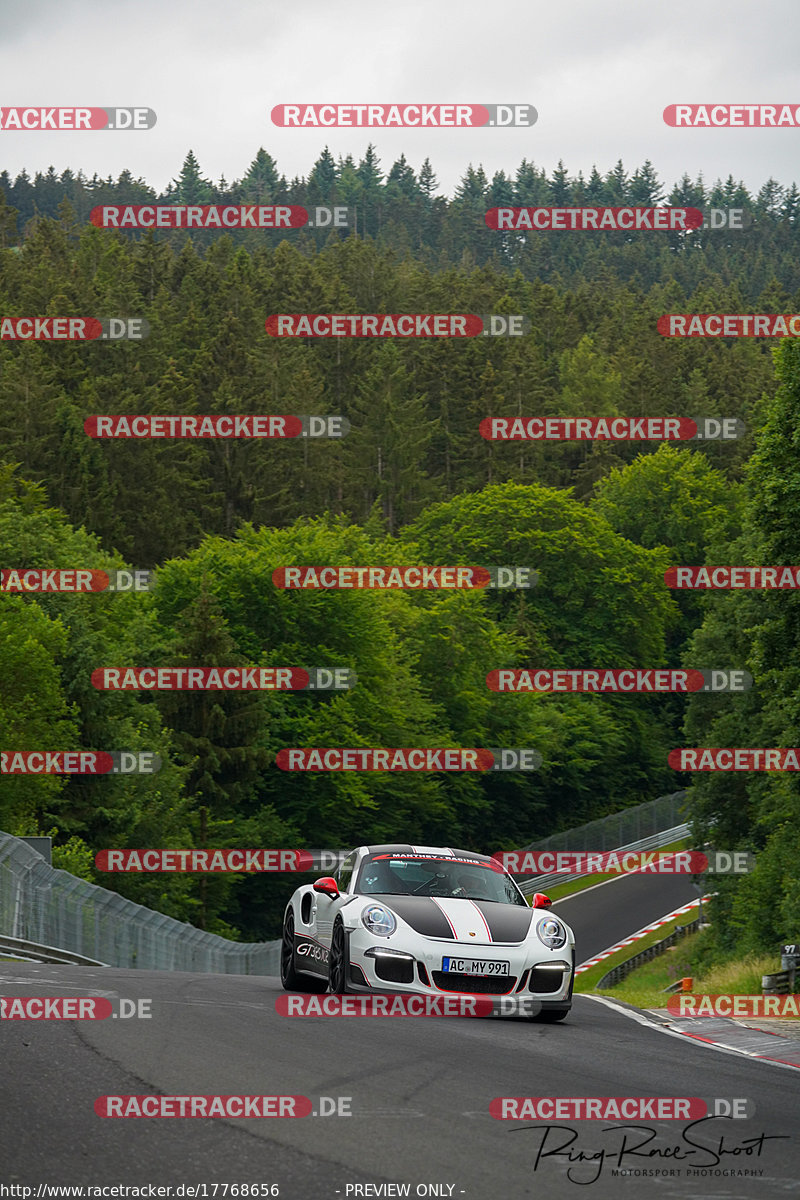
left=344, top=930, right=574, bottom=1005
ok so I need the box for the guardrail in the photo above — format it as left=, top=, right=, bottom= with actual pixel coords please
left=595, top=916, right=703, bottom=989
left=517, top=823, right=691, bottom=895
left=0, top=832, right=281, bottom=975
left=518, top=790, right=688, bottom=854
left=762, top=969, right=795, bottom=996
left=0, top=933, right=107, bottom=966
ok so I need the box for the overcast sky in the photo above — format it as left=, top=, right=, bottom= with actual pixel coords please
left=1, top=0, right=799, bottom=199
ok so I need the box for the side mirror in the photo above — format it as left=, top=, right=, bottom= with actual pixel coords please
left=313, top=876, right=340, bottom=899
left=531, top=892, right=552, bottom=909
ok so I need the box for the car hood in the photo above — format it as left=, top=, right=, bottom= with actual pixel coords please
left=368, top=894, right=533, bottom=943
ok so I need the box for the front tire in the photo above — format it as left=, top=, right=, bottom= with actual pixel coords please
left=328, top=919, right=349, bottom=994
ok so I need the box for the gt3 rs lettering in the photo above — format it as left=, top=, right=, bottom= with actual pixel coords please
left=294, top=936, right=330, bottom=974
left=296, top=940, right=329, bottom=962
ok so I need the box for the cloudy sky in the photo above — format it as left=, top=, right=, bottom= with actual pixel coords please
left=1, top=0, right=799, bottom=198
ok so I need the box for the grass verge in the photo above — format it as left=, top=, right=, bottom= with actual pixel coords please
left=580, top=927, right=800, bottom=1016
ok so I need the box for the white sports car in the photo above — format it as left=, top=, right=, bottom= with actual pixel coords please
left=280, top=844, right=575, bottom=1021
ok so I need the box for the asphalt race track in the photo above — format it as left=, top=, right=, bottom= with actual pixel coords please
left=552, top=869, right=702, bottom=963
left=2, top=874, right=798, bottom=1200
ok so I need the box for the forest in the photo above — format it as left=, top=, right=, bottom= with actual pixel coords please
left=1, top=147, right=798, bottom=951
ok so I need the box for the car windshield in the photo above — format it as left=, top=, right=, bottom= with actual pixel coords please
left=355, top=854, right=527, bottom=907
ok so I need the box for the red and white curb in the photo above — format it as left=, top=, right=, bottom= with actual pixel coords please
left=584, top=994, right=800, bottom=1073
left=575, top=896, right=710, bottom=973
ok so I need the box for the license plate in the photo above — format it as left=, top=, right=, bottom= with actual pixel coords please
left=441, top=957, right=510, bottom=976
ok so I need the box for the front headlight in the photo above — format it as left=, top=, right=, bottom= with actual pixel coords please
left=537, top=916, right=567, bottom=949
left=361, top=904, right=397, bottom=937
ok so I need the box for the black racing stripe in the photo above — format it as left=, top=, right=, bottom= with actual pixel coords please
left=372, top=894, right=454, bottom=938
left=471, top=901, right=532, bottom=943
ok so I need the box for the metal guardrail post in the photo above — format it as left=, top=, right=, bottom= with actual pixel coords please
left=762, top=970, right=795, bottom=995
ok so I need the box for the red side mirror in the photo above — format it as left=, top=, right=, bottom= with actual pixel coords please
left=313, top=876, right=340, bottom=899
left=531, top=892, right=552, bottom=908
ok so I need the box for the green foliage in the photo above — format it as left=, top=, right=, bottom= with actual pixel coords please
left=682, top=339, right=800, bottom=958
left=51, top=833, right=96, bottom=882
left=592, top=443, right=744, bottom=565
left=3, top=153, right=798, bottom=949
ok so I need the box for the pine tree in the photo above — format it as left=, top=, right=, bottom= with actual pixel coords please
left=240, top=149, right=282, bottom=202
left=357, top=144, right=383, bottom=192
left=629, top=160, right=664, bottom=205
left=307, top=146, right=337, bottom=203
left=755, top=177, right=784, bottom=217
left=605, top=159, right=629, bottom=203
left=513, top=159, right=548, bottom=205
left=386, top=154, right=418, bottom=198
left=418, top=157, right=438, bottom=201
left=585, top=165, right=607, bottom=203
left=548, top=159, right=571, bottom=204
left=171, top=151, right=214, bottom=204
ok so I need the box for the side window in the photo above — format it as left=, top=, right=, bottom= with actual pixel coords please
left=337, top=852, right=357, bottom=893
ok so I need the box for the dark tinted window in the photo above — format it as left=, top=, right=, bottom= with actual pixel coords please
left=356, top=855, right=526, bottom=906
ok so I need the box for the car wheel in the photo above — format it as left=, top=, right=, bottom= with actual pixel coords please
left=534, top=1006, right=570, bottom=1022
left=280, top=912, right=327, bottom=992
left=328, top=919, right=349, bottom=994
left=280, top=912, right=303, bottom=989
